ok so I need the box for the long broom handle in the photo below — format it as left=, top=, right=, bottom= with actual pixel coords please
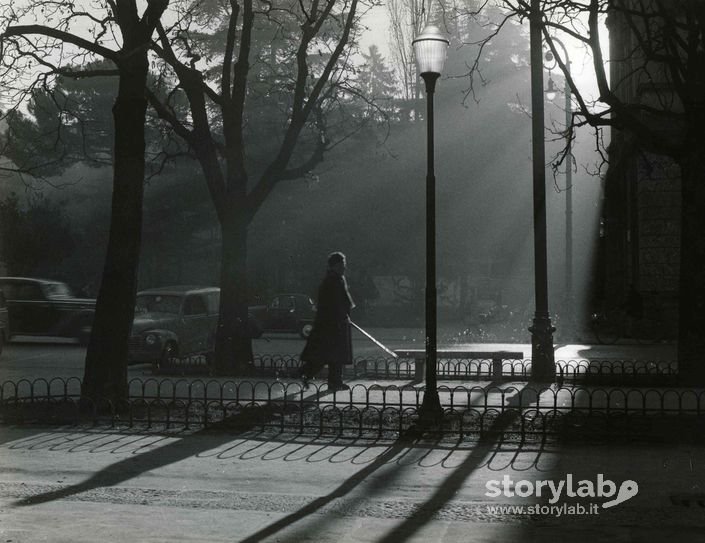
left=350, top=320, right=399, bottom=358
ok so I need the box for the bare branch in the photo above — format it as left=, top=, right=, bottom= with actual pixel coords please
left=222, top=0, right=240, bottom=98
left=2, top=24, right=120, bottom=63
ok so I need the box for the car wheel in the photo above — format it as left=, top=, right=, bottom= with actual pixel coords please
left=160, top=341, right=178, bottom=369
left=299, top=322, right=313, bottom=339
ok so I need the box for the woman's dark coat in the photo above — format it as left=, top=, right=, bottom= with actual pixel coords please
left=301, top=270, right=354, bottom=366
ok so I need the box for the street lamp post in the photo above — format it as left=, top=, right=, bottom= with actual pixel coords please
left=529, top=0, right=556, bottom=380
left=545, top=39, right=573, bottom=327
left=413, top=25, right=449, bottom=421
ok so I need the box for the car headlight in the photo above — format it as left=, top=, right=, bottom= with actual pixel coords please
left=145, top=333, right=159, bottom=346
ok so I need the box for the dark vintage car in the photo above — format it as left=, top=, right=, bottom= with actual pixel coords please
left=0, top=277, right=95, bottom=343
left=249, top=293, right=316, bottom=338
left=128, top=286, right=220, bottom=366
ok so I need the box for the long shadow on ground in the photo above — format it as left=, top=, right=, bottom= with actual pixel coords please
left=242, top=381, right=545, bottom=542
left=11, top=379, right=549, bottom=543
left=373, top=381, right=546, bottom=542
left=238, top=434, right=422, bottom=543
left=10, top=386, right=328, bottom=507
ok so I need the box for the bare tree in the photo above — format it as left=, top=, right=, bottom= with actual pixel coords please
left=145, top=0, right=376, bottom=373
left=1, top=0, right=170, bottom=399
left=473, top=0, right=705, bottom=381
left=385, top=0, right=485, bottom=118
left=386, top=0, right=426, bottom=113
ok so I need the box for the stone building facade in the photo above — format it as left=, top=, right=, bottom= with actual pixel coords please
left=601, top=3, right=681, bottom=331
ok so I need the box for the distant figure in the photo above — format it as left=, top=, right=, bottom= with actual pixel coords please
left=300, top=252, right=355, bottom=391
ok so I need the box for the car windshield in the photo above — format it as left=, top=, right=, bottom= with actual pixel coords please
left=135, top=294, right=182, bottom=315
left=42, top=282, right=73, bottom=299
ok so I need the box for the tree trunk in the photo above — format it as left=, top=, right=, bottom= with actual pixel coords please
left=677, top=149, right=705, bottom=384
left=81, top=54, right=148, bottom=401
left=214, top=212, right=253, bottom=374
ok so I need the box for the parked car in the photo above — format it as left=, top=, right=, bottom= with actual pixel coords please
left=248, top=293, right=316, bottom=338
left=128, top=286, right=220, bottom=366
left=0, top=277, right=95, bottom=343
left=0, top=289, right=8, bottom=356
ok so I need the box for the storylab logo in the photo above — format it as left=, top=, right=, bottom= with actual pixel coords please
left=485, top=474, right=639, bottom=516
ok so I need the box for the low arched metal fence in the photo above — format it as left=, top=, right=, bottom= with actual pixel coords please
left=157, top=354, right=678, bottom=385
left=2, top=365, right=703, bottom=440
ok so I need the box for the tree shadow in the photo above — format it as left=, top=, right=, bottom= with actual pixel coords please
left=240, top=381, right=548, bottom=542
left=10, top=387, right=328, bottom=507
left=9, top=381, right=473, bottom=509
left=238, top=432, right=423, bottom=543
left=10, top=379, right=552, bottom=543
left=375, top=380, right=549, bottom=543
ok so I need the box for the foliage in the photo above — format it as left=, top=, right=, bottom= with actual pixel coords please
left=0, top=192, right=75, bottom=277
left=1, top=0, right=171, bottom=400
left=0, top=69, right=115, bottom=177
left=357, top=44, right=398, bottom=121
left=0, top=61, right=191, bottom=180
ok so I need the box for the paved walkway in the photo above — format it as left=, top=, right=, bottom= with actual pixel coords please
left=2, top=342, right=694, bottom=541
left=1, top=424, right=704, bottom=542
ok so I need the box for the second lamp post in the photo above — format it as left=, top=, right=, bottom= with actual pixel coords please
left=545, top=38, right=574, bottom=320
left=413, top=25, right=449, bottom=421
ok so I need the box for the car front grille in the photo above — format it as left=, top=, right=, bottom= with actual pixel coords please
left=127, top=336, right=157, bottom=362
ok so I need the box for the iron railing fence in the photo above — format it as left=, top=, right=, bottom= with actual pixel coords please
left=2, top=375, right=703, bottom=440
left=2, top=376, right=702, bottom=413
left=156, top=354, right=678, bottom=385
left=555, top=359, right=677, bottom=384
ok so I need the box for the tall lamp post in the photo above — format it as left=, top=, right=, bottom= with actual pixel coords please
left=529, top=0, right=556, bottom=380
left=413, top=25, right=449, bottom=420
left=545, top=39, right=573, bottom=329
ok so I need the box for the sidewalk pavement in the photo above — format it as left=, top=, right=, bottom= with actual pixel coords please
left=1, top=422, right=704, bottom=543
left=0, top=343, right=692, bottom=541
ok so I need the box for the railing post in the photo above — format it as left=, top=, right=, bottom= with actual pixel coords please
left=414, top=357, right=425, bottom=383
left=492, top=357, right=503, bottom=379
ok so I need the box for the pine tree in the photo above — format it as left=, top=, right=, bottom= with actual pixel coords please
left=359, top=45, right=398, bottom=122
